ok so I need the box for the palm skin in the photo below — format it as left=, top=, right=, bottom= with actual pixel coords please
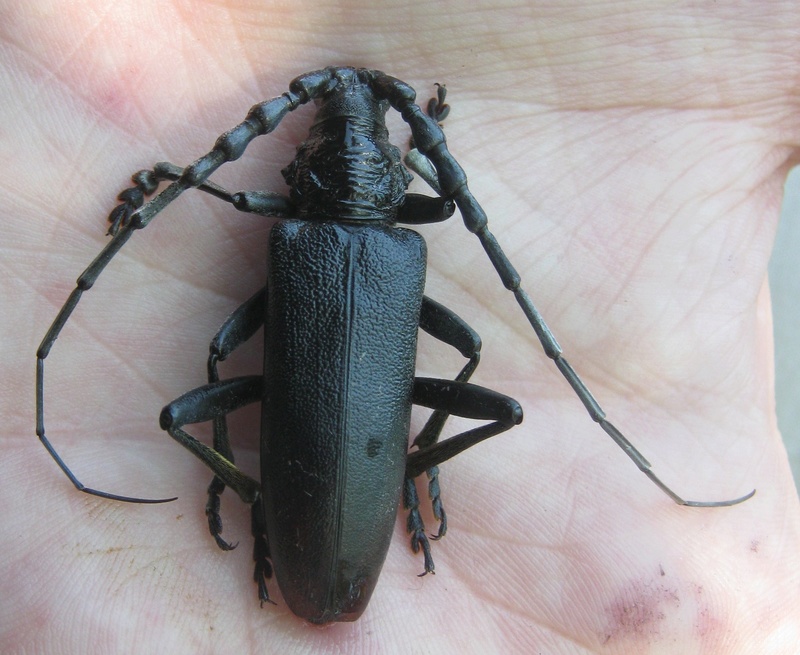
left=3, top=2, right=799, bottom=653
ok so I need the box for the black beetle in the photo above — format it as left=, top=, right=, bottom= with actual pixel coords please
left=36, top=66, right=754, bottom=624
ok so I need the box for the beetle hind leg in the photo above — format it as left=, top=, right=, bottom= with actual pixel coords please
left=403, top=477, right=436, bottom=575
left=251, top=498, right=276, bottom=606
left=204, top=288, right=267, bottom=550
left=160, top=373, right=279, bottom=606
left=426, top=466, right=447, bottom=540
left=159, top=376, right=263, bottom=501
left=411, top=296, right=482, bottom=542
left=405, top=377, right=523, bottom=574
left=159, top=377, right=264, bottom=591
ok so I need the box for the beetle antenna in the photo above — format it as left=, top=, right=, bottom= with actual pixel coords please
left=386, top=80, right=755, bottom=507
left=36, top=69, right=341, bottom=503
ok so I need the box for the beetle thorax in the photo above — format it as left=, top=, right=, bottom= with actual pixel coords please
left=282, top=70, right=412, bottom=222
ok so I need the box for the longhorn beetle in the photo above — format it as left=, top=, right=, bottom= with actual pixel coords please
left=36, top=66, right=755, bottom=624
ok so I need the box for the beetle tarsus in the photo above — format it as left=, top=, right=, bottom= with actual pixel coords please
left=427, top=466, right=448, bottom=540
left=206, top=478, right=237, bottom=550
left=212, top=534, right=237, bottom=551
left=105, top=161, right=249, bottom=236
left=254, top=548, right=275, bottom=607
left=427, top=83, right=449, bottom=124
left=106, top=169, right=160, bottom=235
left=251, top=501, right=275, bottom=606
left=406, top=84, right=449, bottom=193
left=404, top=477, right=437, bottom=575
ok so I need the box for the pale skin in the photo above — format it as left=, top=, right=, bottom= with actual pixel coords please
left=3, top=1, right=799, bottom=653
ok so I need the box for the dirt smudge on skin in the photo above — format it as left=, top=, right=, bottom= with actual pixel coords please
left=601, top=575, right=680, bottom=646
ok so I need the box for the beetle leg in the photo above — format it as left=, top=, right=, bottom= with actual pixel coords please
left=129, top=69, right=339, bottom=232
left=409, top=378, right=523, bottom=477
left=159, top=376, right=263, bottom=506
left=404, top=83, right=449, bottom=194
left=160, top=372, right=286, bottom=605
left=414, top=296, right=483, bottom=538
left=108, top=161, right=295, bottom=236
left=106, top=162, right=245, bottom=235
left=251, top=498, right=276, bottom=606
left=404, top=378, right=523, bottom=573
left=205, top=288, right=267, bottom=550
left=403, top=477, right=435, bottom=575
left=396, top=194, right=455, bottom=225
left=416, top=296, right=483, bottom=448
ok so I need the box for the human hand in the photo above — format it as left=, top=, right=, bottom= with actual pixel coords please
left=5, top=2, right=799, bottom=653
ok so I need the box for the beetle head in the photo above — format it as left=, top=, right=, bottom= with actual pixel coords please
left=282, top=68, right=412, bottom=222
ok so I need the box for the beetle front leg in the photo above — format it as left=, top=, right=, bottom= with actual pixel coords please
left=108, top=161, right=295, bottom=236
left=405, top=378, right=523, bottom=574
left=106, top=162, right=251, bottom=235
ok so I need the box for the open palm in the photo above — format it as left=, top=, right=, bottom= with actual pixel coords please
left=4, top=2, right=799, bottom=653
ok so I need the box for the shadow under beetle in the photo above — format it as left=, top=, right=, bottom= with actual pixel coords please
left=36, top=66, right=755, bottom=624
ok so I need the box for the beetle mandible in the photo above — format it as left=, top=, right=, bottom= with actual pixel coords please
left=36, top=66, right=755, bottom=624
